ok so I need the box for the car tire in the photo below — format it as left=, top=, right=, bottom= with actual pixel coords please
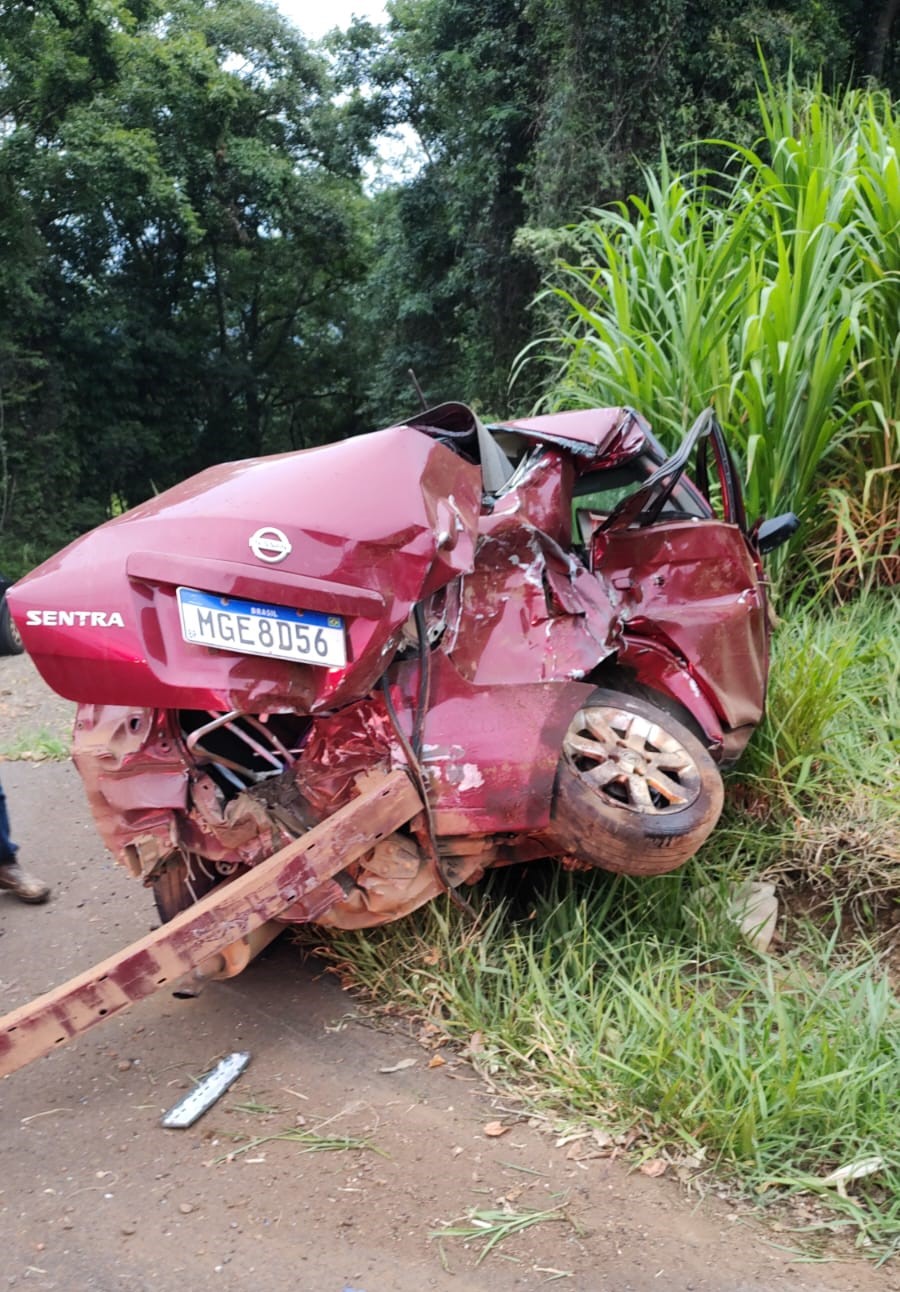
left=152, top=855, right=219, bottom=923
left=548, top=688, right=724, bottom=876
left=0, top=598, right=24, bottom=655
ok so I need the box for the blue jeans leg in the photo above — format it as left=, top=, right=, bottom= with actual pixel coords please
left=0, top=776, right=19, bottom=866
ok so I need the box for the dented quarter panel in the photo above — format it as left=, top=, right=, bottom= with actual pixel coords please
left=612, top=635, right=727, bottom=750
left=445, top=519, right=617, bottom=685
left=392, top=652, right=595, bottom=833
left=489, top=449, right=576, bottom=544
left=443, top=444, right=618, bottom=685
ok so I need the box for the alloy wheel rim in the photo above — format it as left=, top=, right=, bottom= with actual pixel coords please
left=563, top=705, right=702, bottom=814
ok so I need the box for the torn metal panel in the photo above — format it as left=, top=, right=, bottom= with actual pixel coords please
left=445, top=522, right=616, bottom=686
left=495, top=406, right=648, bottom=467
left=72, top=705, right=188, bottom=873
left=593, top=520, right=768, bottom=730
left=488, top=448, right=577, bottom=544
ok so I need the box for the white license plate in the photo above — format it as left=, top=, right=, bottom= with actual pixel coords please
left=177, top=587, right=346, bottom=668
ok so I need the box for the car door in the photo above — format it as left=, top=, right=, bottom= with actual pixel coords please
left=587, top=410, right=770, bottom=739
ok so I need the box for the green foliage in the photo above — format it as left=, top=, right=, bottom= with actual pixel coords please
left=359, top=0, right=544, bottom=420
left=724, top=591, right=900, bottom=913
left=0, top=0, right=376, bottom=570
left=0, top=729, right=70, bottom=762
left=522, top=0, right=857, bottom=223
left=741, top=593, right=898, bottom=799
left=527, top=76, right=900, bottom=567
left=358, top=1, right=897, bottom=431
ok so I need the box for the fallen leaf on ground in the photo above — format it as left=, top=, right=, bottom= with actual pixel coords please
left=427, top=1054, right=446, bottom=1069
left=483, top=1121, right=510, bottom=1138
left=674, top=1150, right=705, bottom=1171
left=638, top=1158, right=667, bottom=1177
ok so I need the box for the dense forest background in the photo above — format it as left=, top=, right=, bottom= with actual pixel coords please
left=0, top=0, right=897, bottom=572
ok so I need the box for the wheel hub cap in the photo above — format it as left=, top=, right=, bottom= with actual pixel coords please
left=563, top=705, right=702, bottom=815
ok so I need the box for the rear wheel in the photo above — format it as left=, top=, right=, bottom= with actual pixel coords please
left=549, top=688, right=723, bottom=876
left=152, top=854, right=219, bottom=923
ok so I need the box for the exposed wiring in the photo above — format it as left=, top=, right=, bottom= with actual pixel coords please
left=412, top=601, right=431, bottom=759
left=381, top=654, right=475, bottom=919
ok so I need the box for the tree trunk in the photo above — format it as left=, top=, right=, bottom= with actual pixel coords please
left=863, top=0, right=900, bottom=82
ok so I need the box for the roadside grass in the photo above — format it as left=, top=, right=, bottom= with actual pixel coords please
left=0, top=728, right=69, bottom=761
left=213, top=1126, right=384, bottom=1165
left=432, top=1201, right=575, bottom=1267
left=308, top=876, right=900, bottom=1258
left=730, top=591, right=899, bottom=914
left=304, top=592, right=900, bottom=1260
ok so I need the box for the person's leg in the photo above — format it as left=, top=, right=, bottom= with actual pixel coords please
left=0, top=776, right=50, bottom=903
left=0, top=776, right=19, bottom=864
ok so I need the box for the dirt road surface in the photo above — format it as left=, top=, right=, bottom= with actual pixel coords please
left=0, top=653, right=894, bottom=1291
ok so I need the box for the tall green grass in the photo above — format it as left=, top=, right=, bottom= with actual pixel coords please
left=720, top=591, right=899, bottom=920
left=740, top=592, right=898, bottom=807
left=521, top=75, right=900, bottom=583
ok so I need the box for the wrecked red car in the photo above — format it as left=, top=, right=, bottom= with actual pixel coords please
left=8, top=403, right=796, bottom=932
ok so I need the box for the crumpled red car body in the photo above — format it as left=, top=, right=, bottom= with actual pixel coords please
left=9, top=402, right=792, bottom=929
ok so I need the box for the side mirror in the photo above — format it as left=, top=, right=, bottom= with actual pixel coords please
left=756, top=512, right=799, bottom=554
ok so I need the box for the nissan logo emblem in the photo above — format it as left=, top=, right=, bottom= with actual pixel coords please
left=249, top=527, right=292, bottom=564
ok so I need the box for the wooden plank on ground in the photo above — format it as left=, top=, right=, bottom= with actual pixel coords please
left=0, top=770, right=420, bottom=1078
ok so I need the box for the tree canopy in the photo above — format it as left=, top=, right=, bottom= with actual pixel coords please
left=0, top=0, right=374, bottom=565
left=0, top=0, right=897, bottom=571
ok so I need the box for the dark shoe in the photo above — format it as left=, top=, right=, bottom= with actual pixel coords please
left=0, top=862, right=51, bottom=904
